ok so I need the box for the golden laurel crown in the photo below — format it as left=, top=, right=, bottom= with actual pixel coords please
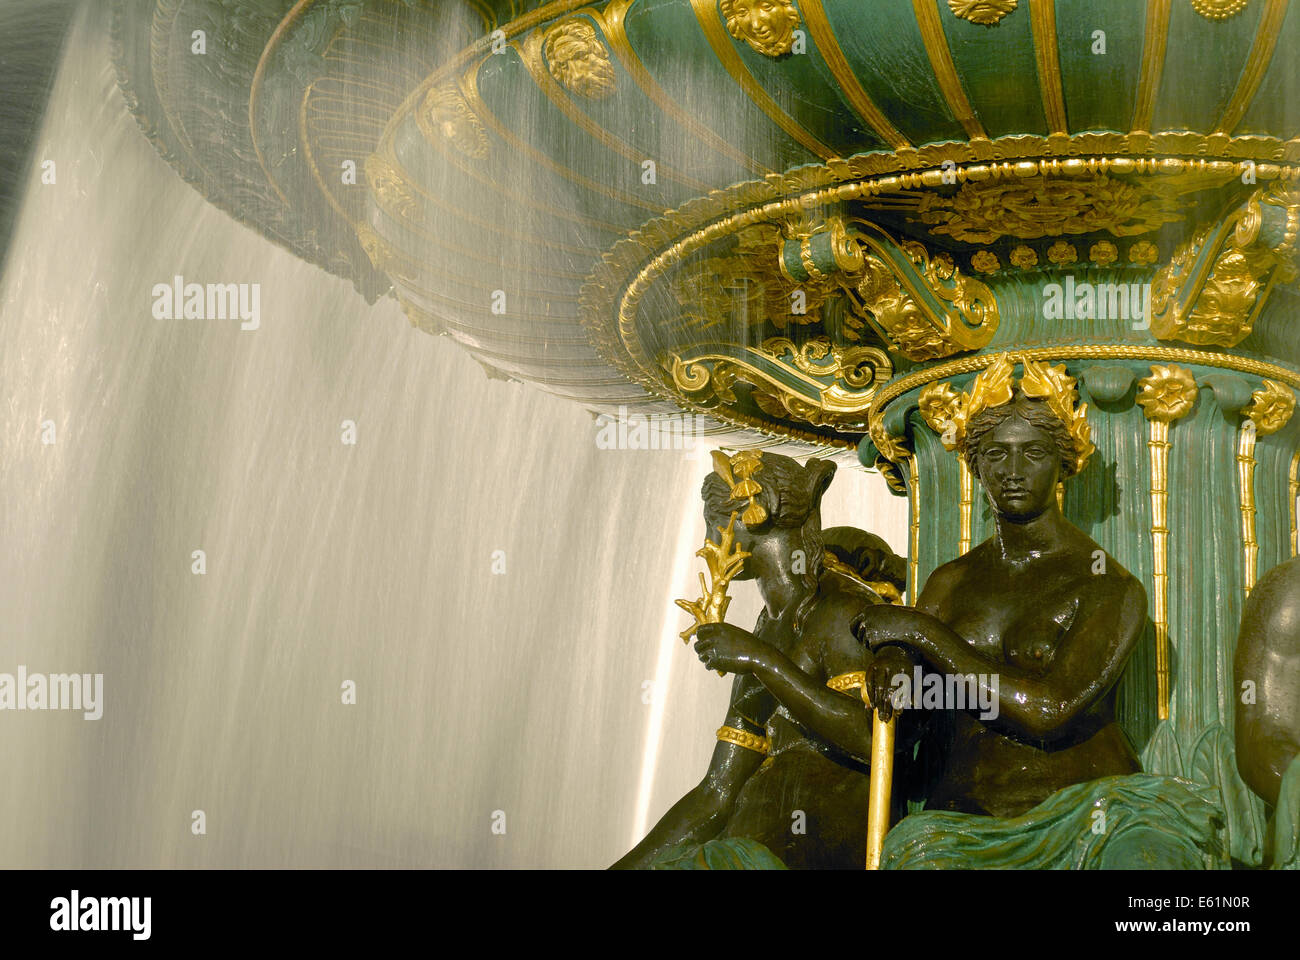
left=917, top=353, right=1096, bottom=475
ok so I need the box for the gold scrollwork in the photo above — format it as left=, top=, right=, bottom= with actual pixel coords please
left=759, top=337, right=892, bottom=390
left=1151, top=184, right=1300, bottom=346
left=846, top=232, right=998, bottom=361
left=668, top=336, right=888, bottom=431
left=915, top=172, right=1224, bottom=244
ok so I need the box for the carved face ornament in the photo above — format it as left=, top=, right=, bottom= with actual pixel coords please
left=721, top=0, right=801, bottom=57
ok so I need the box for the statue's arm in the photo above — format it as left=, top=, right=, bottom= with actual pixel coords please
left=610, top=676, right=767, bottom=869
left=746, top=594, right=874, bottom=763
left=1235, top=565, right=1300, bottom=807
left=859, top=573, right=1146, bottom=743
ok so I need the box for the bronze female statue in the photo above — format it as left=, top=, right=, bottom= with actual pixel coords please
left=612, top=450, right=902, bottom=869
left=856, top=357, right=1224, bottom=868
left=1235, top=555, right=1300, bottom=867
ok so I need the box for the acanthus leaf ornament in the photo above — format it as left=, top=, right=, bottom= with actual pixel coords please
left=1151, top=183, right=1300, bottom=346
left=1242, top=379, right=1297, bottom=436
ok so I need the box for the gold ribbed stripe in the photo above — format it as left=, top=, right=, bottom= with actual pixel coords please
left=1215, top=0, right=1289, bottom=135
left=1132, top=0, right=1171, bottom=132
left=1239, top=425, right=1260, bottom=595
left=457, top=65, right=664, bottom=212
left=1148, top=420, right=1171, bottom=721
left=1028, top=0, right=1068, bottom=136
left=599, top=0, right=771, bottom=176
left=516, top=31, right=714, bottom=194
left=800, top=0, right=913, bottom=152
left=1290, top=448, right=1299, bottom=556
left=689, top=0, right=838, bottom=159
left=959, top=460, right=973, bottom=555
left=911, top=0, right=988, bottom=142
left=908, top=456, right=921, bottom=603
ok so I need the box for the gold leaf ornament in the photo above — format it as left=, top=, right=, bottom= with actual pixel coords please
left=1242, top=379, right=1296, bottom=436
left=918, top=354, right=1095, bottom=475
left=1136, top=364, right=1199, bottom=423
left=675, top=507, right=751, bottom=644
left=1019, top=358, right=1096, bottom=474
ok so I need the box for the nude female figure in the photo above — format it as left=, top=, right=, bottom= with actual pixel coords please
left=856, top=387, right=1147, bottom=818
left=613, top=451, right=902, bottom=869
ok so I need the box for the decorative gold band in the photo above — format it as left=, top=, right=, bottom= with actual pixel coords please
left=716, top=725, right=770, bottom=755
left=826, top=671, right=866, bottom=693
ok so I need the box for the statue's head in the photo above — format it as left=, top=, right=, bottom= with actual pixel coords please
left=719, top=0, right=801, bottom=57
left=965, top=391, right=1075, bottom=521
left=917, top=354, right=1094, bottom=522
left=702, top=450, right=836, bottom=579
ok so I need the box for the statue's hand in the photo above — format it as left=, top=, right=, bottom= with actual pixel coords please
left=866, top=645, right=918, bottom=723
left=694, top=623, right=770, bottom=676
left=852, top=605, right=925, bottom=653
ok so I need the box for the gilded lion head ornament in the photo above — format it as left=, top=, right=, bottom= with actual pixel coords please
left=918, top=354, right=1096, bottom=477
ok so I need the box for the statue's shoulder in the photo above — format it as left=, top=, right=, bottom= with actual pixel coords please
left=1067, top=533, right=1145, bottom=607
left=808, top=570, right=881, bottom=628
left=1243, top=556, right=1300, bottom=647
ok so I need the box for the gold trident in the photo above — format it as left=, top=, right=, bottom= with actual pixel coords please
left=676, top=512, right=749, bottom=675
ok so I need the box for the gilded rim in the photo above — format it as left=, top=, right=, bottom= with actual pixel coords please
left=579, top=142, right=1300, bottom=448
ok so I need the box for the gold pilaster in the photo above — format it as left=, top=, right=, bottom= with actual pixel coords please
left=1238, top=426, right=1259, bottom=595
left=908, top=455, right=921, bottom=603
left=1239, top=380, right=1297, bottom=593
left=1290, top=449, right=1300, bottom=556
left=959, top=460, right=973, bottom=555
left=1137, top=364, right=1198, bottom=721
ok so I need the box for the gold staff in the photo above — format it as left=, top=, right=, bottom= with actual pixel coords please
left=864, top=689, right=896, bottom=870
